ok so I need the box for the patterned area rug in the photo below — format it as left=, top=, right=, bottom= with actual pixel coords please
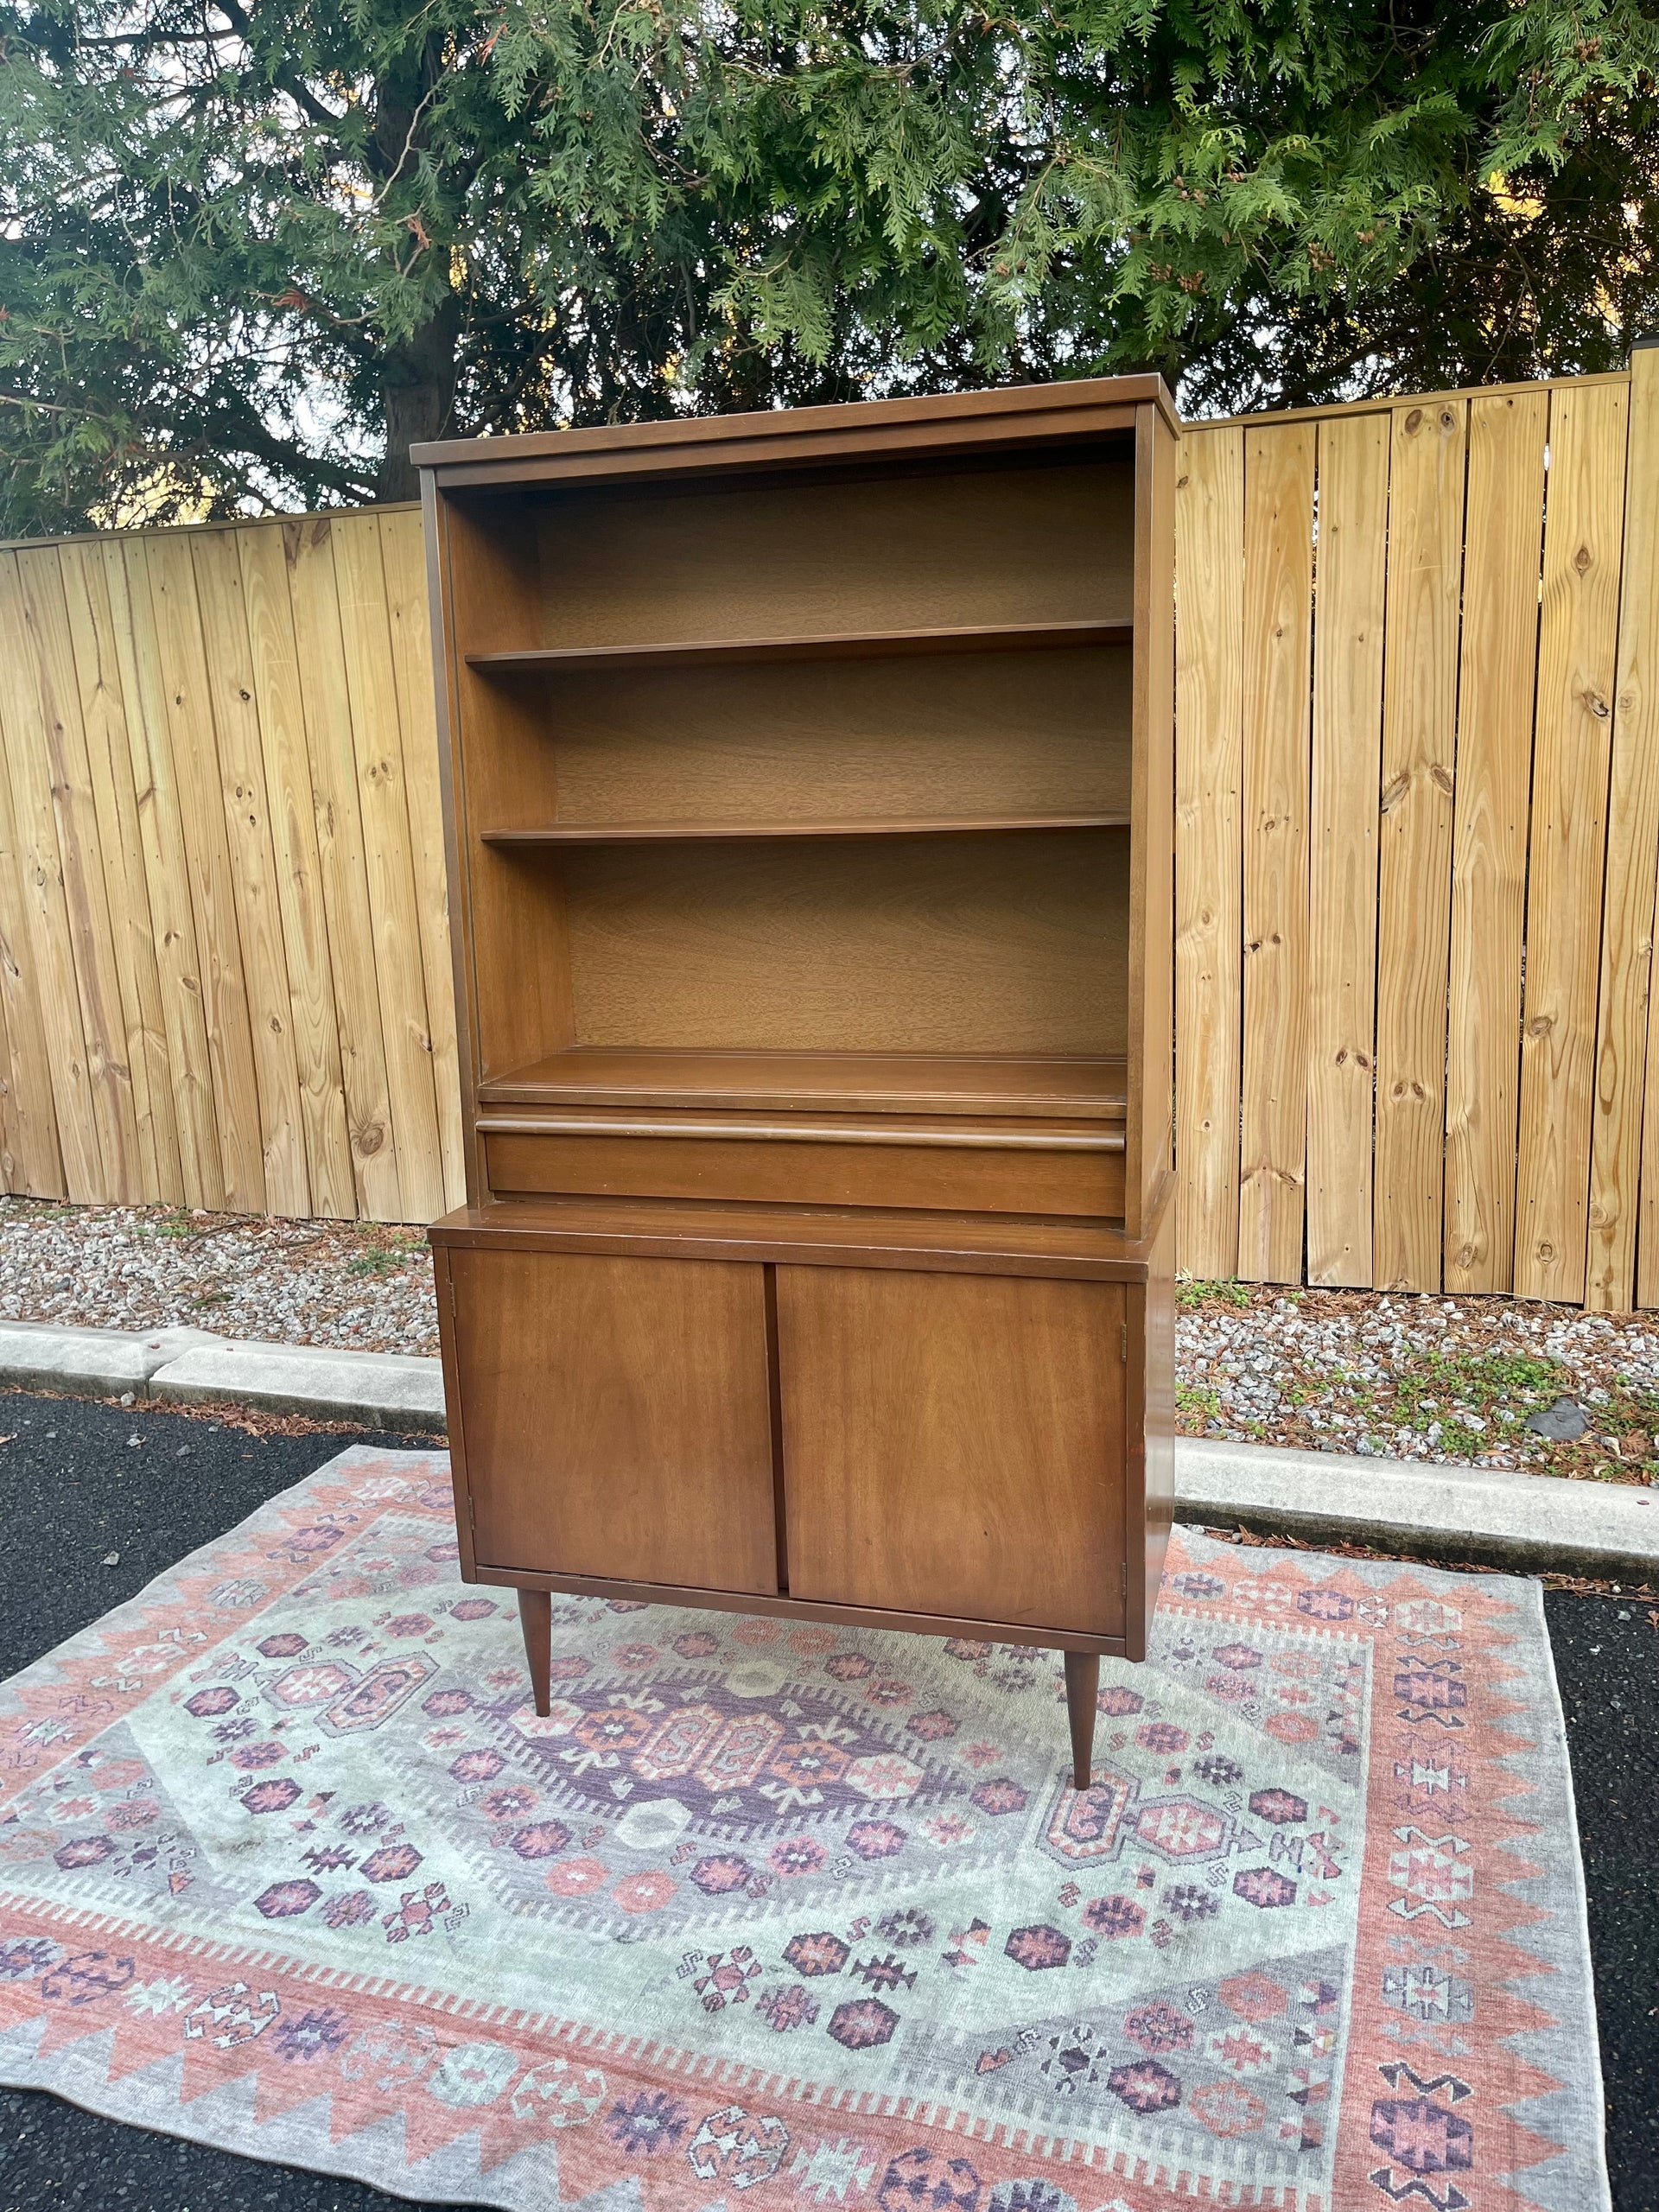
left=0, top=1446, right=1605, bottom=2212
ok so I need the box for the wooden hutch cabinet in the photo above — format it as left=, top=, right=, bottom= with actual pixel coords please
left=416, top=376, right=1177, bottom=1789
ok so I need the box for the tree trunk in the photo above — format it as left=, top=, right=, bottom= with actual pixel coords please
left=377, top=290, right=462, bottom=501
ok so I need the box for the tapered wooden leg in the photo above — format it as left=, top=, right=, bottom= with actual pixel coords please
left=1063, top=1650, right=1100, bottom=1791
left=518, top=1588, right=551, bottom=1715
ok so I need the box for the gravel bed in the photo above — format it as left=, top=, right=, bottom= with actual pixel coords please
left=1178, top=1279, right=1659, bottom=1485
left=2, top=1199, right=1656, bottom=1485
left=0, top=1198, right=437, bottom=1356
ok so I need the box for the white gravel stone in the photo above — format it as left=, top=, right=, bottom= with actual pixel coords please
left=0, top=1199, right=438, bottom=1356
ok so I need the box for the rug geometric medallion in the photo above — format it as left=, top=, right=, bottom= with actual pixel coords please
left=0, top=1446, right=1607, bottom=2212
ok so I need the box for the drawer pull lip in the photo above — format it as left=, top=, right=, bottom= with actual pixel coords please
left=477, top=1115, right=1125, bottom=1154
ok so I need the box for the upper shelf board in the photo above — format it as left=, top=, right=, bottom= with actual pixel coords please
left=464, top=619, right=1133, bottom=677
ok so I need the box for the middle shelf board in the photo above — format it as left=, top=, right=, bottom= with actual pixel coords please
left=464, top=618, right=1135, bottom=677
left=480, top=813, right=1128, bottom=847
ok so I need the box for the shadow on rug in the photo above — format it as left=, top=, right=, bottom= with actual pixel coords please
left=0, top=1446, right=1605, bottom=2212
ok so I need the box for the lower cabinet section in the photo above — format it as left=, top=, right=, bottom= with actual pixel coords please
left=444, top=1247, right=779, bottom=1594
left=774, top=1267, right=1127, bottom=1637
left=439, top=1242, right=1133, bottom=1642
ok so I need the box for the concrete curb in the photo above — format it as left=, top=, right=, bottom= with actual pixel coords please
left=0, top=1322, right=1655, bottom=1578
left=0, top=1320, right=228, bottom=1400
left=1179, top=1433, right=1659, bottom=1586
left=150, top=1339, right=446, bottom=1434
left=0, top=1319, right=445, bottom=1433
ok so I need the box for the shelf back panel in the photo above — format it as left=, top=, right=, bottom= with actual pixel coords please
left=554, top=828, right=1128, bottom=1057
left=524, top=647, right=1130, bottom=827
left=528, top=455, right=1135, bottom=649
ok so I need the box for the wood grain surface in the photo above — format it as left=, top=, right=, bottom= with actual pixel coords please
left=1306, top=414, right=1388, bottom=1287
left=1374, top=400, right=1466, bottom=1292
left=530, top=460, right=1138, bottom=646
left=1173, top=427, right=1243, bottom=1280
left=526, top=649, right=1131, bottom=827
left=1238, top=423, right=1313, bottom=1281
left=449, top=1246, right=778, bottom=1592
left=1514, top=383, right=1629, bottom=1301
left=1443, top=391, right=1548, bottom=1294
left=1588, top=348, right=1659, bottom=1310
left=776, top=1265, right=1128, bottom=1634
left=559, top=830, right=1129, bottom=1057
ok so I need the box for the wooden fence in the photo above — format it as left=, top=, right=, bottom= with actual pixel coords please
left=1, top=355, right=1656, bottom=1309
left=0, top=509, right=465, bottom=1225
left=1176, top=346, right=1659, bottom=1311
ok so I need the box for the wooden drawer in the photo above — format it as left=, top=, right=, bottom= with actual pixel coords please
left=775, top=1266, right=1128, bottom=1636
left=441, top=1247, right=778, bottom=1594
left=481, top=1117, right=1124, bottom=1217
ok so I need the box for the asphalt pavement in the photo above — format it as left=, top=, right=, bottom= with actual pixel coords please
left=0, top=1389, right=1652, bottom=2211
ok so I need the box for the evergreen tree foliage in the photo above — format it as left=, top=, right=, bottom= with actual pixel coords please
left=0, top=0, right=1653, bottom=531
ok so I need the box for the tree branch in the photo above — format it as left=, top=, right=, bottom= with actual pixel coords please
left=210, top=0, right=347, bottom=137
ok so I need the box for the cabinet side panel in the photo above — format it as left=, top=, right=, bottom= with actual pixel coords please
left=777, top=1266, right=1127, bottom=1637
left=1125, top=1185, right=1175, bottom=1661
left=430, top=1240, right=478, bottom=1579
left=439, top=493, right=575, bottom=1095
left=448, top=1248, right=778, bottom=1594
left=1128, top=407, right=1177, bottom=1237
left=423, top=482, right=483, bottom=1205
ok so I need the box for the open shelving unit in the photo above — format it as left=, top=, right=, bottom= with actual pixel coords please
left=417, top=375, right=1178, bottom=1781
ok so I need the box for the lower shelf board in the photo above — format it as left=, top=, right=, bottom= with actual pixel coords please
left=470, top=1560, right=1128, bottom=1656
left=479, top=1046, right=1128, bottom=1121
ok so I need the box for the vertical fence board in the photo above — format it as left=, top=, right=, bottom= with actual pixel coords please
left=1443, top=392, right=1548, bottom=1295
left=189, top=530, right=309, bottom=1217
left=1515, top=382, right=1630, bottom=1302
left=1594, top=349, right=1659, bottom=1310
left=143, top=532, right=267, bottom=1213
left=237, top=524, right=355, bottom=1220
left=58, top=541, right=181, bottom=1205
left=15, top=550, right=138, bottom=1204
left=0, top=574, right=64, bottom=1196
left=0, top=952, right=23, bottom=1193
left=381, top=509, right=467, bottom=1214
left=1238, top=424, right=1314, bottom=1281
left=0, top=552, right=105, bottom=1201
left=108, top=540, right=223, bottom=1210
left=1307, top=415, right=1389, bottom=1286
left=1374, top=400, right=1467, bottom=1292
left=1636, top=364, right=1659, bottom=1309
left=331, top=515, right=446, bottom=1224
left=284, top=518, right=403, bottom=1221
left=1173, top=429, right=1243, bottom=1280
left=16, top=547, right=143, bottom=1201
